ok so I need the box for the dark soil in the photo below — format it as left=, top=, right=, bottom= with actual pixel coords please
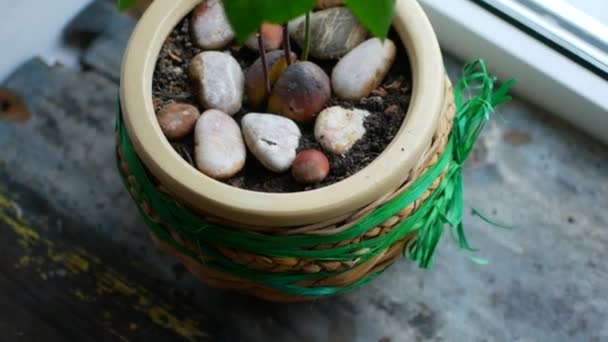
left=152, top=18, right=412, bottom=193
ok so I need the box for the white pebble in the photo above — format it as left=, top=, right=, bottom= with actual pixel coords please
left=314, top=106, right=370, bottom=155
left=332, top=38, right=396, bottom=100
left=194, top=109, right=246, bottom=179
left=241, top=113, right=302, bottom=173
left=189, top=51, right=244, bottom=115
left=191, top=0, right=235, bottom=50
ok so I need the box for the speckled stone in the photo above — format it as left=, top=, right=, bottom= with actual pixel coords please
left=241, top=113, right=302, bottom=172
left=289, top=7, right=367, bottom=60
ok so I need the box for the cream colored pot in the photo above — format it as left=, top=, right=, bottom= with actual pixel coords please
left=120, top=0, right=445, bottom=228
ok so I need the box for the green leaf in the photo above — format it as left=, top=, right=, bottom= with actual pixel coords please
left=117, top=0, right=137, bottom=11
left=223, top=0, right=316, bottom=42
left=344, top=0, right=396, bottom=38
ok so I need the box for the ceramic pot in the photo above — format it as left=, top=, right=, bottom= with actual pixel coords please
left=120, top=0, right=445, bottom=228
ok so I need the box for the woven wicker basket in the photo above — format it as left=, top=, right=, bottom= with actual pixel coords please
left=117, top=0, right=513, bottom=301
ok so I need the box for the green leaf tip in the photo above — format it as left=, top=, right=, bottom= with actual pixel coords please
left=117, top=0, right=137, bottom=12
left=344, top=0, right=397, bottom=39
left=223, top=0, right=317, bottom=43
left=116, top=0, right=399, bottom=41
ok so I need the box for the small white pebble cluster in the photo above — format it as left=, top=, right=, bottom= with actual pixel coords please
left=156, top=0, right=396, bottom=184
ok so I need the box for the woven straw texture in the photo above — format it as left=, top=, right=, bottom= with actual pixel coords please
left=116, top=75, right=457, bottom=302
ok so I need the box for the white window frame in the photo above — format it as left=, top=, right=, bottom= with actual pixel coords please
left=420, top=0, right=608, bottom=144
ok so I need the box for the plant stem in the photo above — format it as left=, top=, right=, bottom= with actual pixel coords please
left=302, top=12, right=311, bottom=61
left=283, top=24, right=291, bottom=65
left=258, top=30, right=271, bottom=96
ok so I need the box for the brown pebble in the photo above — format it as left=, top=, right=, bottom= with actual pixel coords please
left=268, top=61, right=331, bottom=123
left=384, top=104, right=399, bottom=117
left=245, top=23, right=284, bottom=51
left=246, top=50, right=297, bottom=108
left=292, top=150, right=330, bottom=184
left=157, top=103, right=200, bottom=140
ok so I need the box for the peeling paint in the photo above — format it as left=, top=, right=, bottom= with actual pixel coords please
left=0, top=192, right=209, bottom=341
left=0, top=195, right=40, bottom=245
left=49, top=251, right=90, bottom=274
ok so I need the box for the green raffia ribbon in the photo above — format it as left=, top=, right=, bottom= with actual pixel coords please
left=116, top=60, right=514, bottom=297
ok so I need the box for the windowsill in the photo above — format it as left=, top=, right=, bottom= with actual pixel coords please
left=0, top=0, right=94, bottom=83
left=420, top=0, right=608, bottom=144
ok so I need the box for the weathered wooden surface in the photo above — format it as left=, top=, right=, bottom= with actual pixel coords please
left=0, top=2, right=607, bottom=341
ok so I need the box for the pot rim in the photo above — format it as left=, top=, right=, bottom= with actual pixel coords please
left=120, top=0, right=445, bottom=227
